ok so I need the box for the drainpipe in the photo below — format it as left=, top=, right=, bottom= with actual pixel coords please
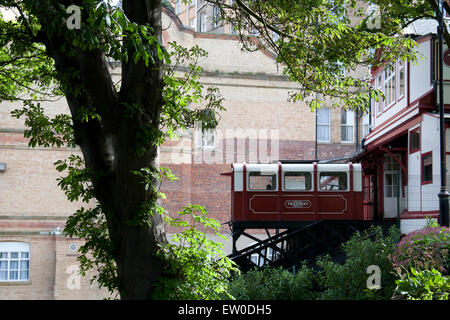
left=437, top=0, right=450, bottom=227
left=368, top=86, right=372, bottom=133
left=356, top=110, right=360, bottom=153
left=315, top=107, right=318, bottom=161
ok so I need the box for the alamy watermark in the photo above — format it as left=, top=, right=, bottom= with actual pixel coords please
left=66, top=265, right=81, bottom=290
left=65, top=5, right=81, bottom=30
left=366, top=4, right=381, bottom=30
left=366, top=265, right=382, bottom=290
left=168, top=128, right=280, bottom=165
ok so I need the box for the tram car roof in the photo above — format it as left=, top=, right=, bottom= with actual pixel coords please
left=232, top=162, right=361, bottom=173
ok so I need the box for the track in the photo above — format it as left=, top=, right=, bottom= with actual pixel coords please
left=228, top=220, right=395, bottom=272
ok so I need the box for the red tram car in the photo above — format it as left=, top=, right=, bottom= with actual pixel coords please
left=226, top=161, right=392, bottom=271
left=231, top=161, right=370, bottom=224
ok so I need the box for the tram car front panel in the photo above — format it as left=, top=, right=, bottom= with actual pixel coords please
left=231, top=162, right=366, bottom=222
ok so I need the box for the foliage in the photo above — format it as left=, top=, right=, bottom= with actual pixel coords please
left=55, top=154, right=119, bottom=297
left=315, top=225, right=401, bottom=300
left=152, top=204, right=239, bottom=300
left=207, top=0, right=429, bottom=112
left=11, top=100, right=76, bottom=148
left=227, top=264, right=317, bottom=300
left=389, top=226, right=450, bottom=277
left=228, top=225, right=401, bottom=300
left=395, top=268, right=450, bottom=300
left=425, top=215, right=440, bottom=228
left=0, top=9, right=59, bottom=102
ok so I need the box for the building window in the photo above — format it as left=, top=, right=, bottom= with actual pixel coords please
left=375, top=59, right=405, bottom=116
left=200, top=13, right=208, bottom=32
left=195, top=126, right=215, bottom=149
left=398, top=60, right=405, bottom=99
left=363, top=112, right=370, bottom=137
left=384, top=155, right=401, bottom=198
left=250, top=247, right=274, bottom=267
left=248, top=26, right=259, bottom=36
left=272, top=31, right=279, bottom=42
left=230, top=22, right=237, bottom=34
left=422, top=152, right=433, bottom=184
left=409, top=128, right=420, bottom=154
left=175, top=0, right=181, bottom=14
left=190, top=17, right=196, bottom=30
left=384, top=64, right=396, bottom=107
left=341, top=109, right=354, bottom=143
left=375, top=73, right=383, bottom=115
left=317, top=107, right=330, bottom=143
left=213, top=5, right=221, bottom=28
left=0, top=242, right=30, bottom=282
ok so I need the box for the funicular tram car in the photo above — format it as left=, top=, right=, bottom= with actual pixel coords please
left=227, top=161, right=388, bottom=270
left=231, top=162, right=369, bottom=224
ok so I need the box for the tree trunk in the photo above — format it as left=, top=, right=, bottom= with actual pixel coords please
left=38, top=0, right=168, bottom=299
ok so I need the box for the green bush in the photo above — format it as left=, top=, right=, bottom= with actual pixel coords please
left=315, top=225, right=401, bottom=300
left=227, top=264, right=318, bottom=300
left=228, top=225, right=401, bottom=300
left=152, top=204, right=239, bottom=300
left=395, top=268, right=449, bottom=300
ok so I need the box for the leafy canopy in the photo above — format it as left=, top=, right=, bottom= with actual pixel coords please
left=206, top=0, right=447, bottom=111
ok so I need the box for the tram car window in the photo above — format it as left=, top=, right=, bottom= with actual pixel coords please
left=284, top=172, right=312, bottom=191
left=319, top=172, right=348, bottom=191
left=248, top=172, right=277, bottom=191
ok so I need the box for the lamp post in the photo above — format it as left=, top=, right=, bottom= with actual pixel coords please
left=438, top=0, right=450, bottom=227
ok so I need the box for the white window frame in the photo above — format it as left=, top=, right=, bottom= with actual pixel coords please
left=384, top=154, right=401, bottom=198
left=363, top=112, right=370, bottom=137
left=384, top=64, right=396, bottom=108
left=230, top=23, right=237, bottom=34
left=272, top=31, right=279, bottom=42
left=318, top=171, right=349, bottom=191
left=195, top=126, right=216, bottom=150
left=341, top=109, right=355, bottom=143
left=0, top=242, right=30, bottom=282
left=200, top=13, right=208, bottom=32
left=213, top=5, right=221, bottom=28
left=317, top=107, right=331, bottom=143
left=190, top=17, right=197, bottom=30
left=398, top=60, right=405, bottom=100
left=375, top=73, right=383, bottom=115
left=250, top=246, right=274, bottom=267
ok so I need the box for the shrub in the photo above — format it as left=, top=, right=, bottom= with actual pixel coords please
left=227, top=264, right=318, bottom=300
left=152, top=204, right=239, bottom=300
left=316, top=225, right=401, bottom=300
left=390, top=226, right=450, bottom=276
left=228, top=225, right=401, bottom=300
left=395, top=268, right=450, bottom=300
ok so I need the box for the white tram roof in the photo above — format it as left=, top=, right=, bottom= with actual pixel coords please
left=232, top=163, right=361, bottom=172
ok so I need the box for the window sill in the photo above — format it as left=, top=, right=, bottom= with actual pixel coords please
left=196, top=146, right=216, bottom=150
left=0, top=280, right=31, bottom=285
